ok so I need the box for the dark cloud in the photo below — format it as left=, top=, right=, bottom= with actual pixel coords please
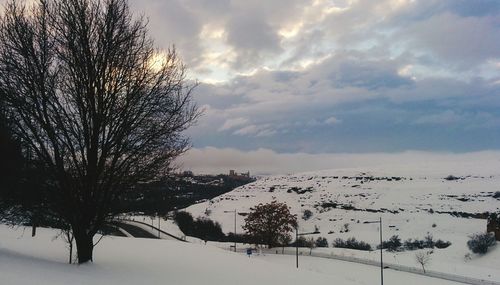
left=2, top=0, right=499, bottom=155
left=329, top=60, right=414, bottom=90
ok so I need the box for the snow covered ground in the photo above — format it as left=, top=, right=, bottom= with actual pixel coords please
left=0, top=224, right=471, bottom=285
left=184, top=161, right=500, bottom=282
left=2, top=160, right=499, bottom=284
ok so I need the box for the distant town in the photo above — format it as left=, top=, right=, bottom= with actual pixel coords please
left=117, top=170, right=256, bottom=215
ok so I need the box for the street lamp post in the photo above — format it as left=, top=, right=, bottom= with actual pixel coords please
left=364, top=217, right=384, bottom=285
left=295, top=227, right=320, bottom=269
left=296, top=228, right=298, bottom=268
left=158, top=215, right=161, bottom=238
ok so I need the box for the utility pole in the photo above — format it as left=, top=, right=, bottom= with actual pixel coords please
left=296, top=227, right=299, bottom=268
left=364, top=217, right=384, bottom=285
left=234, top=209, right=237, bottom=252
left=295, top=227, right=319, bottom=269
left=380, top=217, right=383, bottom=285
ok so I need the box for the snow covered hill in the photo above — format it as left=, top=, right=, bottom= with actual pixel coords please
left=184, top=161, right=500, bottom=281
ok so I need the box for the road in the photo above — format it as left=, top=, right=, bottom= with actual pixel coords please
left=111, top=221, right=498, bottom=285
left=113, top=222, right=159, bottom=239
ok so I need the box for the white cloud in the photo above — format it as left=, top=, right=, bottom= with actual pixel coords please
left=177, top=147, right=500, bottom=175
left=218, top=117, right=248, bottom=132
left=324, top=116, right=341, bottom=125
left=233, top=124, right=276, bottom=137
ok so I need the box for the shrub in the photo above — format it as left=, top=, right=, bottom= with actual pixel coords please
left=404, top=238, right=425, bottom=250
left=315, top=237, right=329, bottom=248
left=444, top=175, right=460, bottom=181
left=302, top=209, right=313, bottom=220
left=424, top=233, right=435, bottom=248
left=333, top=237, right=372, bottom=251
left=467, top=233, right=497, bottom=254
left=225, top=233, right=252, bottom=244
left=193, top=217, right=225, bottom=241
left=174, top=211, right=225, bottom=241
left=379, top=235, right=402, bottom=252
left=404, top=237, right=451, bottom=250
left=292, top=236, right=315, bottom=247
left=435, top=239, right=452, bottom=249
left=174, top=211, right=195, bottom=235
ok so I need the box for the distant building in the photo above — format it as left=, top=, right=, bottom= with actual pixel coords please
left=229, top=170, right=252, bottom=180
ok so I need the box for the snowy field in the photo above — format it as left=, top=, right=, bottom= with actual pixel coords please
left=184, top=160, right=500, bottom=282
left=0, top=224, right=470, bottom=285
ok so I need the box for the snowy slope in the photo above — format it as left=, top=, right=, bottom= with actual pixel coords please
left=184, top=161, right=500, bottom=281
left=0, top=224, right=468, bottom=285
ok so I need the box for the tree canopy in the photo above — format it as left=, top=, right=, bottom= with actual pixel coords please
left=243, top=201, right=297, bottom=247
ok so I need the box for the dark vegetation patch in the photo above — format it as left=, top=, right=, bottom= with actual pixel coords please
left=333, top=237, right=372, bottom=251
left=287, top=186, right=314, bottom=194
left=378, top=234, right=451, bottom=252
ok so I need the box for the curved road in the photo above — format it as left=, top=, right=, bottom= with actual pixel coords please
left=113, top=222, right=159, bottom=239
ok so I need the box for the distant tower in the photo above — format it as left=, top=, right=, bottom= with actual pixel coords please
left=229, top=170, right=236, bottom=176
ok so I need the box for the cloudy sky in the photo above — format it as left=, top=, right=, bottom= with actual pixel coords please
left=4, top=0, right=499, bottom=173
left=126, top=0, right=500, bottom=173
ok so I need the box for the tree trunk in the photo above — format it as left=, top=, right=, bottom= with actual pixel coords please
left=31, top=215, right=37, bottom=237
left=69, top=241, right=73, bottom=264
left=74, top=230, right=94, bottom=264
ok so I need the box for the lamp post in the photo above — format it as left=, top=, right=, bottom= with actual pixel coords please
left=224, top=210, right=237, bottom=252
left=158, top=214, right=161, bottom=238
left=295, top=227, right=320, bottom=268
left=364, top=217, right=384, bottom=285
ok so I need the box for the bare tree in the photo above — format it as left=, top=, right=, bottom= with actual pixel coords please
left=415, top=250, right=432, bottom=273
left=0, top=0, right=199, bottom=263
left=307, top=237, right=316, bottom=255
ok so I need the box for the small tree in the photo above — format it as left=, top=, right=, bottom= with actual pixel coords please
left=415, top=250, right=432, bottom=273
left=307, top=237, right=316, bottom=255
left=243, top=201, right=297, bottom=248
left=342, top=223, right=350, bottom=233
left=380, top=235, right=402, bottom=252
left=467, top=232, right=497, bottom=254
